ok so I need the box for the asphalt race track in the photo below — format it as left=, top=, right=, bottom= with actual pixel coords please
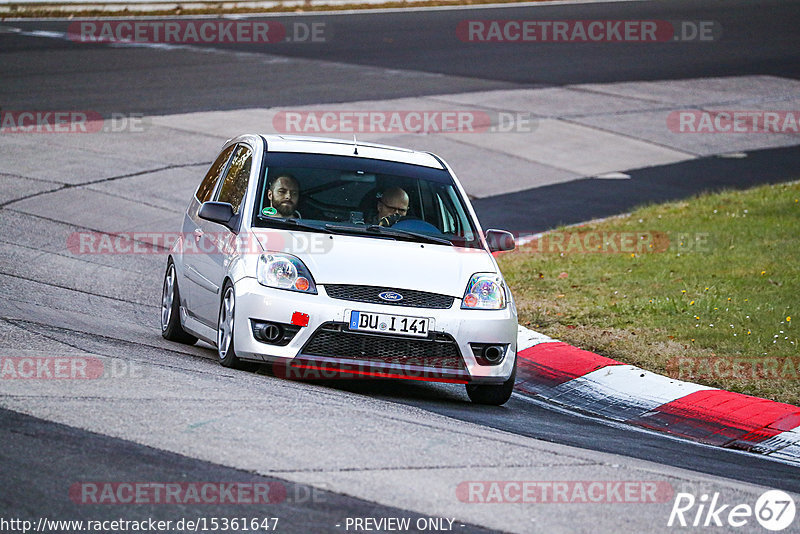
left=2, top=0, right=800, bottom=114
left=2, top=0, right=800, bottom=532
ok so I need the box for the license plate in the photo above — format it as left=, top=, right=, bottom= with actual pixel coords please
left=349, top=311, right=430, bottom=337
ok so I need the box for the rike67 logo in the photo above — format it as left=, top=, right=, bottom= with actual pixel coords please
left=668, top=490, right=796, bottom=531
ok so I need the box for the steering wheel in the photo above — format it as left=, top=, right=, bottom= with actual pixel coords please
left=391, top=217, right=442, bottom=234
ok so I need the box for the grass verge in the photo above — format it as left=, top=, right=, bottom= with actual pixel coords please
left=499, top=181, right=800, bottom=405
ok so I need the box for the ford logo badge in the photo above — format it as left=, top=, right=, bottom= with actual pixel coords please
left=378, top=291, right=403, bottom=302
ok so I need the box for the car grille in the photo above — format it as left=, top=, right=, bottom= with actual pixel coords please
left=300, top=323, right=465, bottom=370
left=323, top=284, right=454, bottom=309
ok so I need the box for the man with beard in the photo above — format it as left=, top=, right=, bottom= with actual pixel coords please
left=266, top=174, right=301, bottom=218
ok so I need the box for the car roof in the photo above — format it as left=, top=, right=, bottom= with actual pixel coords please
left=259, top=134, right=445, bottom=170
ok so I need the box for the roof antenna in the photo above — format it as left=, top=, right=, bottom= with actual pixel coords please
left=353, top=134, right=359, bottom=155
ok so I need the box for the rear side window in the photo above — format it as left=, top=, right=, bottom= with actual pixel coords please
left=216, top=145, right=253, bottom=215
left=196, top=145, right=236, bottom=202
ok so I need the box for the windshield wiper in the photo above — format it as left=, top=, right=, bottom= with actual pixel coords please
left=324, top=224, right=452, bottom=246
left=370, top=226, right=453, bottom=246
left=256, top=215, right=332, bottom=234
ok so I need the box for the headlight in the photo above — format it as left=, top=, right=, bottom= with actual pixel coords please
left=461, top=273, right=506, bottom=310
left=257, top=253, right=317, bottom=294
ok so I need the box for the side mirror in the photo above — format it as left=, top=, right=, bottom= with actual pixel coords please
left=198, top=201, right=236, bottom=230
left=485, top=229, right=515, bottom=252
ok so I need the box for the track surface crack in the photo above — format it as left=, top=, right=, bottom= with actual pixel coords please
left=0, top=162, right=209, bottom=208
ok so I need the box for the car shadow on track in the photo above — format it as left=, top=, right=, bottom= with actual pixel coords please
left=253, top=362, right=490, bottom=407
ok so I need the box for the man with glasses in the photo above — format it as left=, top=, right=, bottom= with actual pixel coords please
left=375, top=186, right=409, bottom=227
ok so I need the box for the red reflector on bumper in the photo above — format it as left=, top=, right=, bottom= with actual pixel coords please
left=291, top=312, right=309, bottom=327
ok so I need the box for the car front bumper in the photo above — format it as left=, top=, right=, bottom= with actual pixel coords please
left=232, top=277, right=517, bottom=384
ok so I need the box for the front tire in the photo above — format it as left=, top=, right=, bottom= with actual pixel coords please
left=466, top=357, right=516, bottom=406
left=217, top=282, right=258, bottom=371
left=161, top=260, right=198, bottom=345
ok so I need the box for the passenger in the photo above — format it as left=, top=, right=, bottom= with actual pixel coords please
left=264, top=174, right=301, bottom=218
left=374, top=186, right=409, bottom=227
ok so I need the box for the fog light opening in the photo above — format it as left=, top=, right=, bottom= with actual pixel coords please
left=482, top=345, right=504, bottom=364
left=260, top=323, right=283, bottom=343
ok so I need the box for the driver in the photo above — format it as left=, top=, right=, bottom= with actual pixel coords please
left=375, top=186, right=409, bottom=227
left=265, top=174, right=301, bottom=218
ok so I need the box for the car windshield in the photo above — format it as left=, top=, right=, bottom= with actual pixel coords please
left=252, top=152, right=481, bottom=248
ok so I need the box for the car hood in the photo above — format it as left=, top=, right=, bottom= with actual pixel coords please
left=251, top=230, right=498, bottom=298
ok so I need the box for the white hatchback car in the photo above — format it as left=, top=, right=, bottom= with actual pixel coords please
left=161, top=134, right=518, bottom=404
